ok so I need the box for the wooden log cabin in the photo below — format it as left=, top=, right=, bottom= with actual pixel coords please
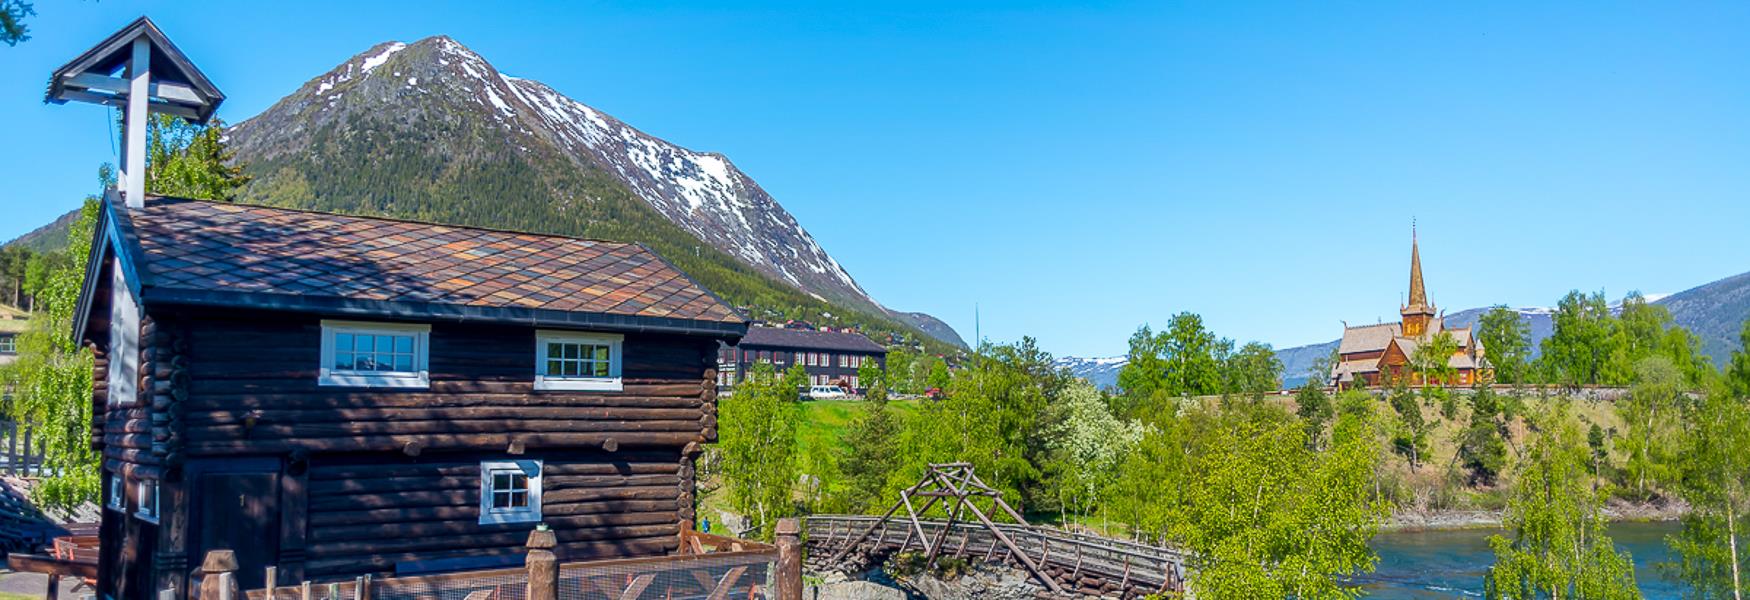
left=72, top=195, right=747, bottom=599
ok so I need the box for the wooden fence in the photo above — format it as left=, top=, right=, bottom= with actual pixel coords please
left=803, top=515, right=1186, bottom=597
left=0, top=420, right=48, bottom=477
left=189, top=523, right=801, bottom=600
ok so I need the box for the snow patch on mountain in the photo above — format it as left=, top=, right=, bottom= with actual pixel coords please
left=360, top=42, right=406, bottom=73
left=1056, top=356, right=1129, bottom=390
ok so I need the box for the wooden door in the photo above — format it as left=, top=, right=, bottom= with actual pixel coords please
left=196, top=471, right=280, bottom=589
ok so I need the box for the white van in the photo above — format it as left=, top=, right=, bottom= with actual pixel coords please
left=807, top=385, right=848, bottom=399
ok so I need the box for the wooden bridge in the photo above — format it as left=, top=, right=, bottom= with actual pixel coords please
left=799, top=464, right=1185, bottom=598
left=803, top=515, right=1185, bottom=598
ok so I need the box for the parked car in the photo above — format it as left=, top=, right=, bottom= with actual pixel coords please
left=808, top=385, right=849, bottom=399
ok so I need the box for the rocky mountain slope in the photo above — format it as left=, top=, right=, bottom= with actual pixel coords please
left=223, top=36, right=963, bottom=349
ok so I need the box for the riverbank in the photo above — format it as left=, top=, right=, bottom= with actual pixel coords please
left=1385, top=497, right=1688, bottom=532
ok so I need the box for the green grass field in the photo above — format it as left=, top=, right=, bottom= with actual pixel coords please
left=699, top=398, right=919, bottom=530
left=794, top=398, right=919, bottom=465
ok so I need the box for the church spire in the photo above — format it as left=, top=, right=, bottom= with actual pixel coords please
left=1400, top=222, right=1436, bottom=336
left=1407, top=223, right=1427, bottom=309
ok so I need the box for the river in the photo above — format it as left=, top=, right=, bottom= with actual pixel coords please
left=1362, top=521, right=1685, bottom=598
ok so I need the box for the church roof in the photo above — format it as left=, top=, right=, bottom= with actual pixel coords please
left=1338, top=322, right=1400, bottom=355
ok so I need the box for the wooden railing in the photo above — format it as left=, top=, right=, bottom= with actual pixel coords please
left=803, top=515, right=1186, bottom=596
left=200, top=522, right=798, bottom=600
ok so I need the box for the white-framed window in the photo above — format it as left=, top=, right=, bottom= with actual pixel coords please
left=850, top=376, right=860, bottom=389
left=0, top=334, right=15, bottom=354
left=479, top=460, right=542, bottom=524
left=535, top=331, right=623, bottom=392
left=108, top=262, right=141, bottom=407
left=105, top=473, right=126, bottom=512
left=135, top=480, right=159, bottom=523
left=319, top=320, right=430, bottom=388
left=838, top=355, right=848, bottom=368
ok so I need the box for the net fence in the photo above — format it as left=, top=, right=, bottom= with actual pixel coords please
left=557, top=551, right=775, bottom=600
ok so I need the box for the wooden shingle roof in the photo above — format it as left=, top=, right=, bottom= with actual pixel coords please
left=89, top=196, right=745, bottom=337
left=734, top=326, right=887, bottom=353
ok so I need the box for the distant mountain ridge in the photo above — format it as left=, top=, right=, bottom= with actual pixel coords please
left=1060, top=275, right=1749, bottom=389
left=220, top=36, right=964, bottom=349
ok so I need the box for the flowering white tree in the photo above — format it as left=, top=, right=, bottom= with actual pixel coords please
left=1045, top=381, right=1141, bottom=524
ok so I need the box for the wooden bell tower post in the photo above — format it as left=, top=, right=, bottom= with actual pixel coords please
left=45, top=16, right=225, bottom=207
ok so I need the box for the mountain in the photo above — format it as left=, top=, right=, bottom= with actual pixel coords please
left=4, top=208, right=80, bottom=254
left=1053, top=356, right=1129, bottom=390
left=224, top=36, right=963, bottom=350
left=1660, top=272, right=1750, bottom=364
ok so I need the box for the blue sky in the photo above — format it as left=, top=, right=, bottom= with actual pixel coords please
left=3, top=1, right=1748, bottom=357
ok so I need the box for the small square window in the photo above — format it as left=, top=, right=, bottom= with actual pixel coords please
left=106, top=473, right=126, bottom=512
left=135, top=480, right=159, bottom=523
left=320, top=321, right=430, bottom=388
left=480, top=460, right=542, bottom=524
left=535, top=332, right=623, bottom=391
left=0, top=335, right=15, bottom=354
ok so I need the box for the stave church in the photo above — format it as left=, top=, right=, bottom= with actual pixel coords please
left=1330, top=232, right=1489, bottom=388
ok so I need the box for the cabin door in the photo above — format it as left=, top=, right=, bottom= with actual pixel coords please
left=195, top=470, right=281, bottom=589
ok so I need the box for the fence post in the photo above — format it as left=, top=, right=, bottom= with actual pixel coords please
left=198, top=550, right=239, bottom=600
left=524, top=524, right=558, bottom=600
left=775, top=518, right=803, bottom=600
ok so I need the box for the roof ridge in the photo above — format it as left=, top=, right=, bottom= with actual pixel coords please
left=143, top=195, right=644, bottom=248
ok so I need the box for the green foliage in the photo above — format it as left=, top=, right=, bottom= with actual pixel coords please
left=1659, top=370, right=1750, bottom=598
left=0, top=199, right=101, bottom=509
left=145, top=115, right=252, bottom=201
left=1485, top=405, right=1641, bottom=600
left=1729, top=320, right=1750, bottom=399
left=1540, top=291, right=1617, bottom=387
left=1412, top=331, right=1461, bottom=386
left=880, top=348, right=949, bottom=395
left=717, top=362, right=805, bottom=539
left=1388, top=385, right=1430, bottom=470
left=1296, top=382, right=1334, bottom=450
left=0, top=245, right=37, bottom=310
left=1115, top=314, right=1279, bottom=418
left=1223, top=340, right=1283, bottom=397
left=0, top=0, right=31, bottom=46
left=895, top=338, right=1064, bottom=513
left=1041, top=381, right=1139, bottom=521
left=1480, top=306, right=1534, bottom=384
left=1458, top=387, right=1509, bottom=486
left=1115, top=401, right=1386, bottom=599
left=1538, top=291, right=1714, bottom=389
left=1617, top=356, right=1683, bottom=501
left=833, top=397, right=902, bottom=514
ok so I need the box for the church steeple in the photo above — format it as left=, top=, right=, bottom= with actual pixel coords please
left=1401, top=224, right=1436, bottom=336
left=1407, top=225, right=1428, bottom=309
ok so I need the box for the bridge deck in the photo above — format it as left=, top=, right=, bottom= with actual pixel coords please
left=803, top=515, right=1185, bottom=597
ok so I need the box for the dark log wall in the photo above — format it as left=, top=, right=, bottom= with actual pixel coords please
left=303, top=451, right=684, bottom=578
left=169, top=310, right=720, bottom=580
left=179, top=313, right=719, bottom=456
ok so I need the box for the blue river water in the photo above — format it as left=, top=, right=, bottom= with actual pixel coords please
left=1361, top=521, right=1684, bottom=598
